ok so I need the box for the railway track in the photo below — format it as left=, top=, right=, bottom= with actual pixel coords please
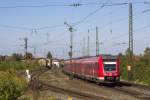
left=100, top=82, right=150, bottom=100
left=112, top=86, right=150, bottom=100
left=29, top=69, right=110, bottom=100
left=39, top=81, right=110, bottom=100
left=71, top=78, right=150, bottom=100
left=29, top=67, right=49, bottom=88
left=119, top=81, right=150, bottom=91
left=114, top=81, right=150, bottom=100
left=28, top=68, right=150, bottom=100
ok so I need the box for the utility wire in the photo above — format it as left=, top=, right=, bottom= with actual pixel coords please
left=85, top=10, right=146, bottom=33
left=0, top=24, right=31, bottom=30
left=72, top=0, right=110, bottom=26
left=0, top=4, right=73, bottom=8
left=72, top=3, right=128, bottom=26
left=142, top=8, right=150, bottom=13
left=102, top=24, right=150, bottom=44
left=36, top=24, right=64, bottom=30
left=71, top=1, right=149, bottom=27
left=0, top=23, right=65, bottom=31
left=72, top=5, right=105, bottom=26
left=0, top=2, right=149, bottom=9
left=0, top=2, right=147, bottom=30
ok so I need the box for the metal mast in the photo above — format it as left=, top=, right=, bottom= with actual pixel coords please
left=128, top=2, right=133, bottom=81
left=24, top=37, right=28, bottom=60
left=129, top=2, right=133, bottom=60
left=83, top=37, right=86, bottom=56
left=64, top=22, right=74, bottom=60
left=96, top=26, right=99, bottom=56
left=87, top=29, right=90, bottom=56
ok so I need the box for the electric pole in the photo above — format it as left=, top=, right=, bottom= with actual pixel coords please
left=24, top=37, right=28, bottom=60
left=87, top=29, right=90, bottom=56
left=64, top=22, right=75, bottom=78
left=46, top=33, right=50, bottom=42
left=129, top=2, right=133, bottom=59
left=82, top=37, right=86, bottom=56
left=128, top=2, right=133, bottom=81
left=64, top=22, right=74, bottom=60
left=33, top=47, right=36, bottom=56
left=96, top=26, right=99, bottom=56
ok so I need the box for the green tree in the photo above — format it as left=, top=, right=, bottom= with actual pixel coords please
left=119, top=47, right=150, bottom=84
left=46, top=52, right=53, bottom=68
left=144, top=47, right=150, bottom=56
left=141, top=47, right=150, bottom=65
left=47, top=51, right=52, bottom=59
left=12, top=53, right=23, bottom=61
left=26, top=52, right=33, bottom=60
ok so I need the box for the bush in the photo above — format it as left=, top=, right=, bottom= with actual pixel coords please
left=119, top=47, right=150, bottom=85
left=0, top=60, right=41, bottom=71
left=0, top=61, right=26, bottom=71
left=0, top=70, right=27, bottom=100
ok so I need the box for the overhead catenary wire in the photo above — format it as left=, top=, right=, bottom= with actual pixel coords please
left=71, top=1, right=149, bottom=28
left=0, top=2, right=148, bottom=31
left=0, top=1, right=149, bottom=57
left=0, top=4, right=74, bottom=8
left=83, top=9, right=147, bottom=33
left=35, top=24, right=65, bottom=30
left=0, top=2, right=111, bottom=8
left=0, top=23, right=65, bottom=32
left=142, top=8, right=150, bottom=13
left=0, top=24, right=32, bottom=30
left=102, top=24, right=150, bottom=44
left=0, top=2, right=149, bottom=9
left=72, top=2, right=129, bottom=26
left=51, top=25, right=150, bottom=55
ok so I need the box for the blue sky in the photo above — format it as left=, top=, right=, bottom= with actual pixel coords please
left=0, top=0, right=149, bottom=58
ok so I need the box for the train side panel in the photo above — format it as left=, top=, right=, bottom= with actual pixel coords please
left=63, top=55, right=120, bottom=83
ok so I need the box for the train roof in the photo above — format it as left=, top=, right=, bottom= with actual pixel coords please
left=64, top=54, right=118, bottom=61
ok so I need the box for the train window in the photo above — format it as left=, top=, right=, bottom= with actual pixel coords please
left=90, top=63, right=93, bottom=67
left=103, top=59, right=116, bottom=62
left=104, top=64, right=116, bottom=71
left=95, top=62, right=99, bottom=70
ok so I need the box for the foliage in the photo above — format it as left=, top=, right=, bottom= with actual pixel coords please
left=47, top=51, right=52, bottom=59
left=26, top=52, right=33, bottom=60
left=0, top=60, right=40, bottom=71
left=12, top=53, right=23, bottom=61
left=0, top=55, right=6, bottom=61
left=0, top=70, right=27, bottom=100
left=120, top=47, right=150, bottom=85
left=0, top=61, right=26, bottom=71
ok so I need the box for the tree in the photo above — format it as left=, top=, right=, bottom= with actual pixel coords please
left=144, top=47, right=150, bottom=56
left=142, top=47, right=150, bottom=64
left=47, top=51, right=52, bottom=59
left=118, top=53, right=123, bottom=57
left=46, top=51, right=53, bottom=68
left=11, top=53, right=23, bottom=61
left=125, top=48, right=131, bottom=57
left=26, top=52, right=33, bottom=60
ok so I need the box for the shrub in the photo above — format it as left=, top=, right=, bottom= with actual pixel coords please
left=0, top=60, right=41, bottom=71
left=0, top=70, right=27, bottom=100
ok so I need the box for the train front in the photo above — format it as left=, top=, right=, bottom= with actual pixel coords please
left=98, top=55, right=120, bottom=82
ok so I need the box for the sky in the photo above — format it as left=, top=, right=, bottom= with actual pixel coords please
left=0, top=0, right=149, bottom=59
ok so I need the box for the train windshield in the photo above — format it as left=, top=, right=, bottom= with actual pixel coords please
left=104, top=64, right=116, bottom=71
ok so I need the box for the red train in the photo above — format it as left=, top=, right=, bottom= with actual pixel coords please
left=63, top=55, right=120, bottom=83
